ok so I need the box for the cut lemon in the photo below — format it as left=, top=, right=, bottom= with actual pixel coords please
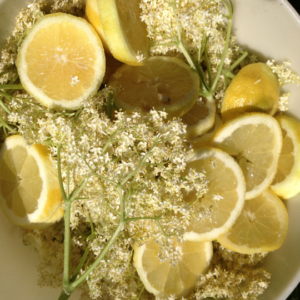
left=109, top=56, right=200, bottom=118
left=271, top=115, right=300, bottom=199
left=133, top=239, right=213, bottom=298
left=17, top=13, right=105, bottom=110
left=184, top=147, right=245, bottom=242
left=217, top=189, right=288, bottom=254
left=221, top=63, right=279, bottom=122
left=190, top=113, right=223, bottom=148
left=97, top=0, right=149, bottom=65
left=181, top=98, right=216, bottom=140
left=212, top=113, right=282, bottom=200
left=85, top=0, right=110, bottom=52
left=0, top=135, right=63, bottom=229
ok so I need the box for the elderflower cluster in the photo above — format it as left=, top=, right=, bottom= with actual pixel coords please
left=8, top=86, right=208, bottom=299
left=140, top=0, right=242, bottom=71
left=267, top=60, right=300, bottom=87
left=194, top=243, right=271, bottom=300
left=0, top=0, right=46, bottom=85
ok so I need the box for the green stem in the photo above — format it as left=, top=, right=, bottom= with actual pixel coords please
left=58, top=290, right=71, bottom=300
left=0, top=84, right=23, bottom=90
left=57, top=137, right=67, bottom=200
left=0, top=114, right=17, bottom=133
left=204, top=44, right=213, bottom=86
left=177, top=41, right=209, bottom=93
left=63, top=200, right=72, bottom=291
left=0, top=91, right=12, bottom=114
left=229, top=51, right=248, bottom=71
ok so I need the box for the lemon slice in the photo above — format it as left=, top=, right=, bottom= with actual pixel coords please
left=0, top=135, right=63, bottom=229
left=184, top=147, right=245, bottom=242
left=271, top=115, right=300, bottom=199
left=97, top=0, right=149, bottom=65
left=85, top=0, right=110, bottom=52
left=133, top=239, right=213, bottom=298
left=212, top=113, right=282, bottom=200
left=191, top=113, right=223, bottom=148
left=109, top=56, right=200, bottom=118
left=17, top=13, right=105, bottom=110
left=217, top=189, right=288, bottom=254
left=221, top=63, right=279, bottom=122
left=181, top=98, right=216, bottom=140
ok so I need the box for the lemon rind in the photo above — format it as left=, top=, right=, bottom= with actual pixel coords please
left=97, top=0, right=147, bottom=66
left=0, top=135, right=63, bottom=228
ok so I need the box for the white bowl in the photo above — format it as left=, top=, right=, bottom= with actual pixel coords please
left=0, top=1, right=300, bottom=299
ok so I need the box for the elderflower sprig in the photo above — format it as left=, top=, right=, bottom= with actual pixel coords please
left=32, top=96, right=208, bottom=299
left=0, top=84, right=23, bottom=136
left=140, top=0, right=248, bottom=103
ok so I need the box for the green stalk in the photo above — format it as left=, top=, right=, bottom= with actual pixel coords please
left=58, top=290, right=71, bottom=300
left=229, top=51, right=248, bottom=71
left=0, top=84, right=23, bottom=90
left=0, top=114, right=17, bottom=133
left=62, top=200, right=72, bottom=294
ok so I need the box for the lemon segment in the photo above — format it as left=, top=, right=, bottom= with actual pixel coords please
left=212, top=113, right=282, bottom=200
left=182, top=98, right=216, bottom=140
left=221, top=63, right=279, bottom=121
left=133, top=239, right=213, bottom=298
left=17, top=13, right=105, bottom=110
left=109, top=56, right=200, bottom=118
left=271, top=115, right=300, bottom=199
left=97, top=0, right=149, bottom=65
left=0, top=135, right=63, bottom=229
left=217, top=189, right=288, bottom=254
left=184, top=147, right=246, bottom=242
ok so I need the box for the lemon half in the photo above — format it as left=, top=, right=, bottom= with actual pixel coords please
left=17, top=13, right=105, bottom=110
left=109, top=56, right=200, bottom=118
left=97, top=0, right=149, bottom=65
left=0, top=135, right=63, bottom=229
left=221, top=63, right=279, bottom=121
